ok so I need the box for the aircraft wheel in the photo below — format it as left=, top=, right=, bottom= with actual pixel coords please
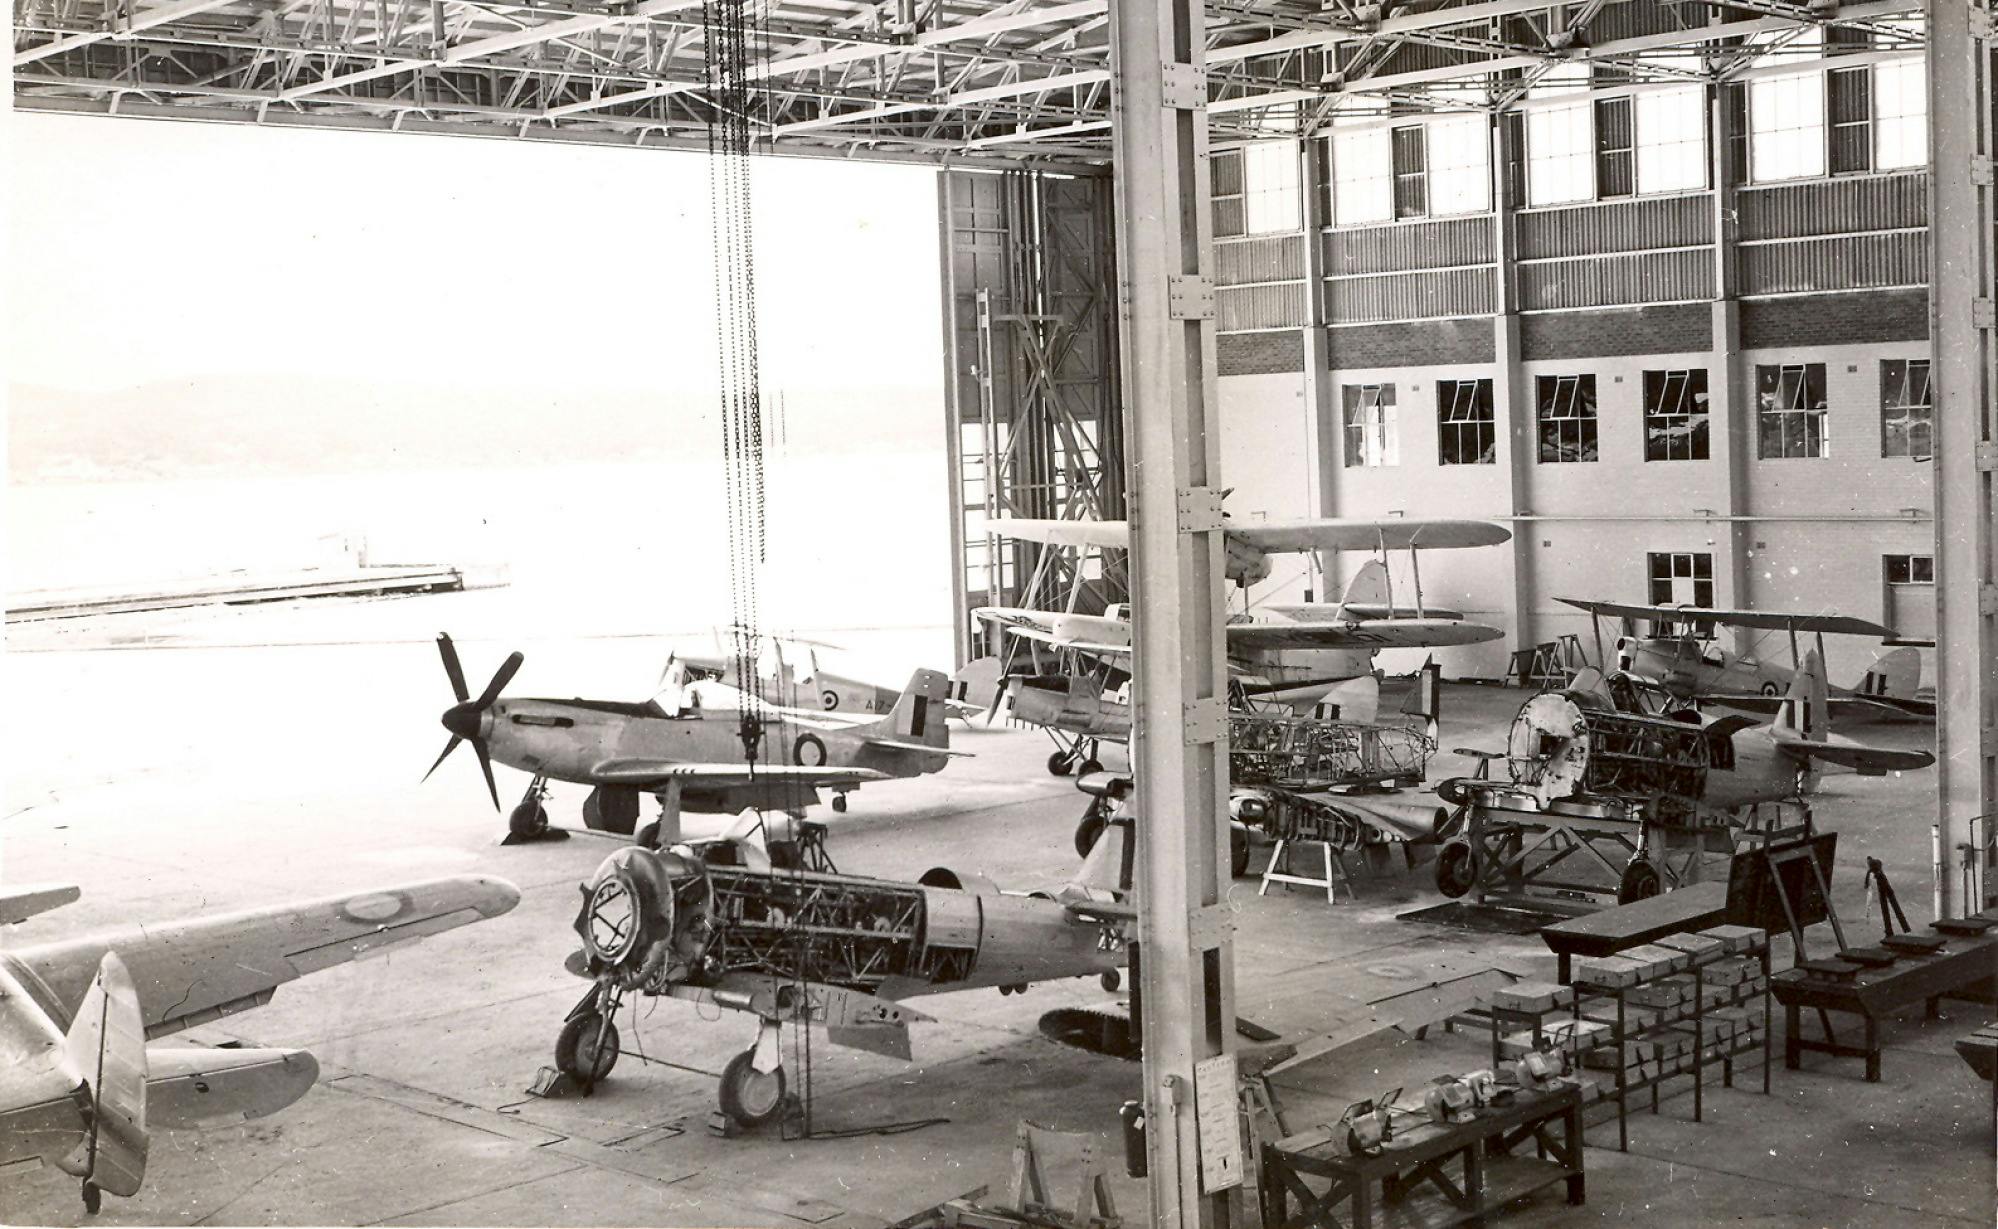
left=555, top=1011, right=620, bottom=1083
left=718, top=1049, right=786, bottom=1128
left=1230, top=824, right=1251, bottom=879
left=832, top=794, right=849, bottom=814
left=509, top=802, right=549, bottom=839
left=1048, top=751, right=1075, bottom=777
left=635, top=821, right=660, bottom=850
left=1075, top=812, right=1106, bottom=858
left=1079, top=758, right=1104, bottom=777
left=1435, top=841, right=1477, bottom=899
left=82, top=1183, right=101, bottom=1216
left=1618, top=859, right=1663, bottom=905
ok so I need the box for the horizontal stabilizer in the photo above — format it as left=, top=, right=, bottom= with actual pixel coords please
left=1775, top=732, right=1936, bottom=776
left=0, top=883, right=81, bottom=926
left=859, top=735, right=973, bottom=757
left=146, top=1047, right=319, bottom=1128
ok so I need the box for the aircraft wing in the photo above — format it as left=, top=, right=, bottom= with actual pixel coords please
left=987, top=519, right=1131, bottom=551
left=1228, top=518, right=1510, bottom=553
left=9, top=876, right=521, bottom=1040
left=988, top=624, right=1133, bottom=657
left=1778, top=733, right=1936, bottom=776
left=1265, top=602, right=1467, bottom=622
left=1061, top=898, right=1138, bottom=925
left=1, top=883, right=81, bottom=925
left=589, top=760, right=893, bottom=789
left=1556, top=598, right=1895, bottom=638
left=1225, top=619, right=1503, bottom=651
left=1707, top=690, right=1907, bottom=719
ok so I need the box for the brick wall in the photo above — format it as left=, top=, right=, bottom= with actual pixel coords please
left=1520, top=303, right=1712, bottom=360
left=1740, top=289, right=1928, bottom=349
left=1218, top=330, right=1306, bottom=376
left=1325, top=318, right=1496, bottom=369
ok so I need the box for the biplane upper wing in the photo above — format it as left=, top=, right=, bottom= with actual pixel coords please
left=9, top=876, right=521, bottom=1039
left=1229, top=518, right=1511, bottom=553
left=1556, top=598, right=1895, bottom=638
left=1224, top=618, right=1504, bottom=652
left=1264, top=602, right=1468, bottom=622
left=986, top=519, right=1131, bottom=551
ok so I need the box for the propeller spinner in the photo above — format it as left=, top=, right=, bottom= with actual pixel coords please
left=424, top=633, right=523, bottom=809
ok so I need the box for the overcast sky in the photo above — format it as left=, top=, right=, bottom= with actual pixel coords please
left=6, top=112, right=945, bottom=400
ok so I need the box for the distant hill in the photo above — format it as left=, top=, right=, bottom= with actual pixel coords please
left=8, top=375, right=943, bottom=483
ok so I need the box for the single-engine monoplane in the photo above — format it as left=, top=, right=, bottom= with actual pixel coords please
left=423, top=634, right=966, bottom=844
left=553, top=820, right=1135, bottom=1128
left=0, top=875, right=518, bottom=1214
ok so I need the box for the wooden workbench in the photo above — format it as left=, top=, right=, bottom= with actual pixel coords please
left=1538, top=882, right=1731, bottom=984
left=1260, top=1083, right=1584, bottom=1229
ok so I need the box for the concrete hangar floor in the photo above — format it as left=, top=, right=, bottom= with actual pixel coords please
left=0, top=593, right=1982, bottom=1228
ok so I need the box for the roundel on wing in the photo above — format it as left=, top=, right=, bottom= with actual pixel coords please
left=793, top=732, right=828, bottom=767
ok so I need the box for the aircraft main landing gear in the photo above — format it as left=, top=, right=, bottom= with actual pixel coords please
left=717, top=1018, right=789, bottom=1129
left=503, top=777, right=567, bottom=845
left=1047, top=739, right=1104, bottom=778
left=554, top=984, right=623, bottom=1092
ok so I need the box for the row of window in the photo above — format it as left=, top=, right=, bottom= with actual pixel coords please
left=1341, top=359, right=1932, bottom=468
left=1216, top=39, right=1928, bottom=235
left=1645, top=551, right=1934, bottom=640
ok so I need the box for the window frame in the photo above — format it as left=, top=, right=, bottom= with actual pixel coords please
left=1880, top=358, right=1934, bottom=459
left=1436, top=378, right=1497, bottom=466
left=1643, top=368, right=1711, bottom=462
left=1342, top=383, right=1399, bottom=468
left=1646, top=551, right=1717, bottom=634
left=1755, top=362, right=1831, bottom=459
left=1535, top=374, right=1601, bottom=464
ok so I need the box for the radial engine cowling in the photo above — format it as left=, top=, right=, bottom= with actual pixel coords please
left=574, top=846, right=710, bottom=989
left=1506, top=689, right=1711, bottom=812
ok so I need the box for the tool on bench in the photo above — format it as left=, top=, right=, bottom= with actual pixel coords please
left=1861, top=857, right=1911, bottom=941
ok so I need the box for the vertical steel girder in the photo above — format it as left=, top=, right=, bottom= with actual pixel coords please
left=939, top=168, right=1125, bottom=659
left=1928, top=0, right=1998, bottom=916
left=1111, top=0, right=1236, bottom=1223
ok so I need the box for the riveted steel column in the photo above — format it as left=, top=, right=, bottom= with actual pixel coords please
left=1929, top=0, right=1998, bottom=917
left=1108, top=0, right=1235, bottom=1220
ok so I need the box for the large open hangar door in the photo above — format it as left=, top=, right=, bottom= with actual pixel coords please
left=940, top=169, right=1127, bottom=664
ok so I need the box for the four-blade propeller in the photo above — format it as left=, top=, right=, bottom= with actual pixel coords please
left=424, top=633, right=523, bottom=810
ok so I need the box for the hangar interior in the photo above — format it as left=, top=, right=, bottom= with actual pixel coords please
left=8, top=1, right=1998, bottom=1228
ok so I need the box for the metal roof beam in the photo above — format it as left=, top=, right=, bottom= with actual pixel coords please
left=15, top=0, right=241, bottom=65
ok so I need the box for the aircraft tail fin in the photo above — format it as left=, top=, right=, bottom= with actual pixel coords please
left=58, top=953, right=149, bottom=1200
left=1336, top=559, right=1392, bottom=615
left=1398, top=657, right=1442, bottom=742
left=949, top=657, right=1006, bottom=717
left=1774, top=649, right=1830, bottom=743
left=868, top=669, right=952, bottom=749
left=1321, top=674, right=1381, bottom=725
left=1851, top=645, right=1922, bottom=701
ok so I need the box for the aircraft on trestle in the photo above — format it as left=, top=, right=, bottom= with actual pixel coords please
left=1556, top=597, right=1933, bottom=719
left=0, top=876, right=518, bottom=1214
left=552, top=814, right=1137, bottom=1130
left=422, top=634, right=966, bottom=846
left=974, top=513, right=1510, bottom=774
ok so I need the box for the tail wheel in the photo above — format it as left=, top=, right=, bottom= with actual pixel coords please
left=1075, top=812, right=1107, bottom=858
left=1230, top=824, right=1250, bottom=879
left=555, top=1011, right=620, bottom=1082
left=509, top=802, right=549, bottom=838
left=719, top=1049, right=786, bottom=1128
left=1618, top=859, right=1663, bottom=904
left=1435, top=841, right=1477, bottom=899
left=1048, top=751, right=1075, bottom=777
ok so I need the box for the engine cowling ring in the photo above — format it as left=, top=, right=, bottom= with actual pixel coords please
left=577, top=846, right=708, bottom=989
